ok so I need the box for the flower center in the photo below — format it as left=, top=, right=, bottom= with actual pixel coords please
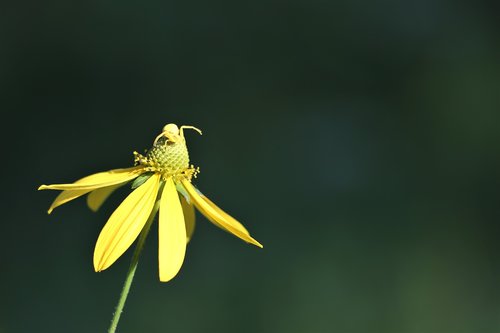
left=134, top=137, right=199, bottom=181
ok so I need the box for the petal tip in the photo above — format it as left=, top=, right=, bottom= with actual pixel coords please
left=159, top=269, right=182, bottom=283
left=159, top=276, right=174, bottom=283
left=87, top=204, right=98, bottom=213
left=93, top=252, right=103, bottom=272
left=38, top=185, right=47, bottom=190
left=93, top=260, right=103, bottom=272
left=47, top=203, right=58, bottom=214
left=253, top=240, right=264, bottom=249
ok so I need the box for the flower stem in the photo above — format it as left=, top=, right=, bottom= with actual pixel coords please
left=108, top=199, right=161, bottom=333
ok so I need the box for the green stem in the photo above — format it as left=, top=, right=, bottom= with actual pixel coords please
left=108, top=199, right=161, bottom=333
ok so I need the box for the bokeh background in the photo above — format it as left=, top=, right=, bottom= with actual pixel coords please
left=2, top=0, right=499, bottom=332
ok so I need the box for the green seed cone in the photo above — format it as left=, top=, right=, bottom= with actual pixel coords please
left=146, top=137, right=190, bottom=173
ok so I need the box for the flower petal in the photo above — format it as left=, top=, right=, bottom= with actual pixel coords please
left=39, top=167, right=143, bottom=214
left=45, top=189, right=92, bottom=214
left=201, top=194, right=250, bottom=235
left=87, top=184, right=123, bottom=212
left=94, top=173, right=160, bottom=272
left=181, top=180, right=263, bottom=248
left=159, top=178, right=187, bottom=282
left=180, top=195, right=196, bottom=243
left=39, top=166, right=142, bottom=191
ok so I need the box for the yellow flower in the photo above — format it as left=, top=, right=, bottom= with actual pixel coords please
left=39, top=124, right=262, bottom=282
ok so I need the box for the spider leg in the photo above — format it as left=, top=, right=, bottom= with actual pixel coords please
left=179, top=125, right=202, bottom=139
left=154, top=131, right=180, bottom=145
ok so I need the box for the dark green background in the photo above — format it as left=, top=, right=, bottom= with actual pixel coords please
left=2, top=0, right=500, bottom=332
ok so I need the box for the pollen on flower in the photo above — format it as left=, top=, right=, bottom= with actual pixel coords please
left=134, top=137, right=199, bottom=182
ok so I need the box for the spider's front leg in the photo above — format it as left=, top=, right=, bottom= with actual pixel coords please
left=179, top=126, right=202, bottom=140
left=153, top=131, right=180, bottom=145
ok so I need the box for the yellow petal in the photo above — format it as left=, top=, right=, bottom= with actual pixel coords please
left=94, top=173, right=160, bottom=272
left=159, top=178, right=187, bottom=282
left=181, top=180, right=263, bottom=248
left=39, top=167, right=143, bottom=214
left=45, top=189, right=92, bottom=214
left=87, top=184, right=123, bottom=212
left=201, top=194, right=250, bottom=235
left=180, top=195, right=196, bottom=243
left=39, top=166, right=142, bottom=191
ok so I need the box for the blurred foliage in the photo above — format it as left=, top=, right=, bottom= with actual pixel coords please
left=1, top=0, right=499, bottom=332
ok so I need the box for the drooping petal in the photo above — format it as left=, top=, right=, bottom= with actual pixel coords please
left=39, top=166, right=143, bottom=191
left=159, top=178, right=186, bottom=282
left=45, top=189, right=92, bottom=214
left=181, top=180, right=263, bottom=248
left=39, top=167, right=143, bottom=214
left=201, top=194, right=250, bottom=235
left=94, top=173, right=160, bottom=272
left=180, top=195, right=196, bottom=243
left=87, top=184, right=123, bottom=212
